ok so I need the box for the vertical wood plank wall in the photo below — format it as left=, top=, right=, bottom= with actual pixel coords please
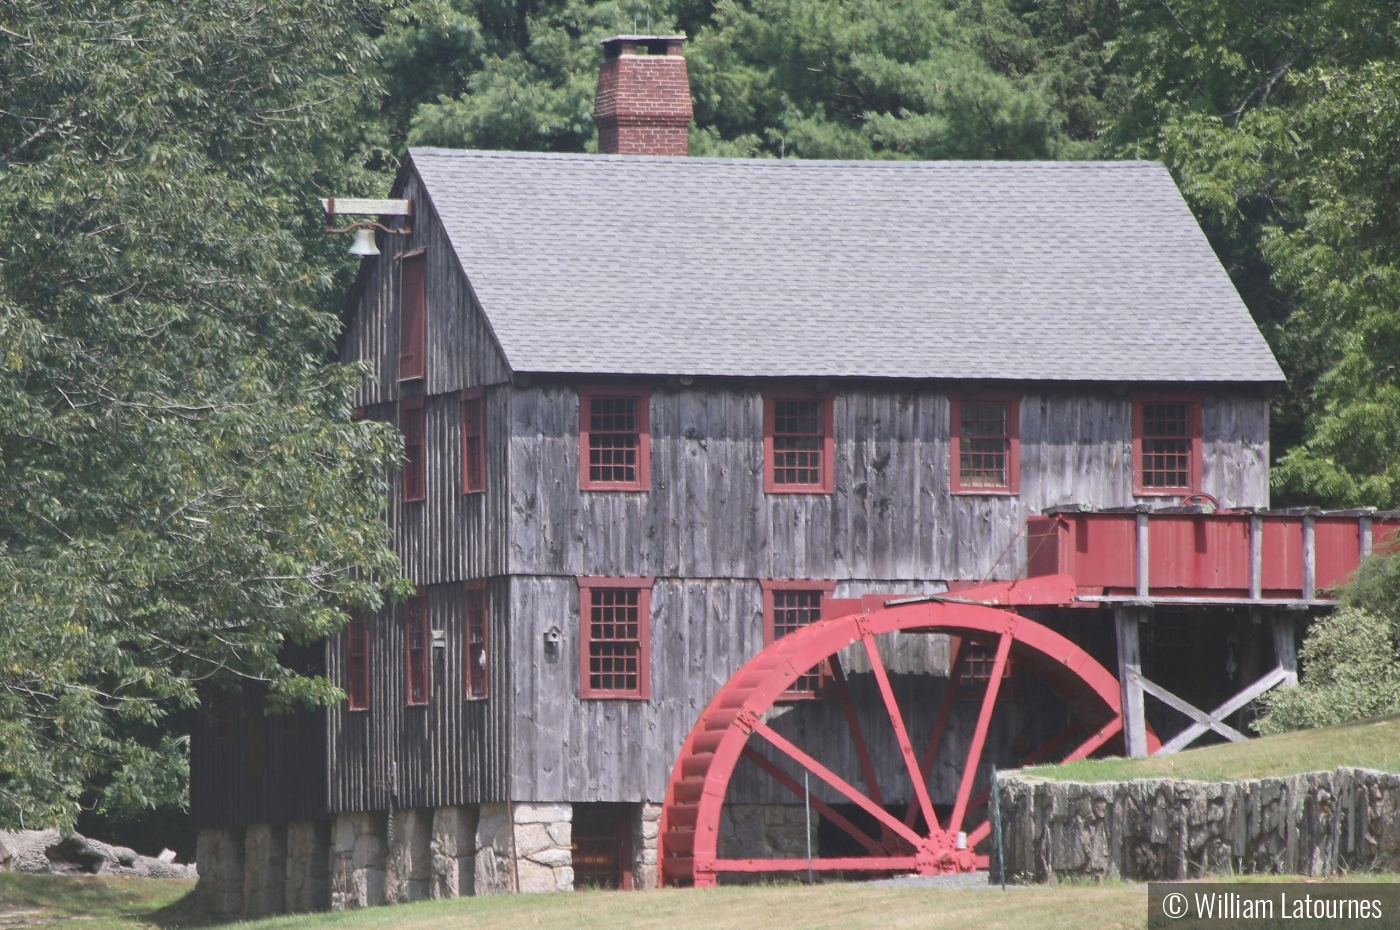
left=504, top=384, right=1269, bottom=804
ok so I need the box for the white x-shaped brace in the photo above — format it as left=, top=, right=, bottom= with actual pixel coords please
left=1132, top=664, right=1296, bottom=756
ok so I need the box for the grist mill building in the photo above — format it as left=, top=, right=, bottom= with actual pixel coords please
left=192, top=33, right=1352, bottom=916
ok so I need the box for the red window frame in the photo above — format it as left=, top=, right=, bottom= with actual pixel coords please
left=465, top=581, right=489, bottom=700
left=761, top=579, right=837, bottom=697
left=577, top=576, right=654, bottom=700
left=763, top=393, right=834, bottom=494
left=578, top=388, right=651, bottom=491
left=405, top=592, right=429, bottom=706
left=462, top=388, right=486, bottom=494
left=399, top=250, right=426, bottom=382
left=950, top=395, right=1020, bottom=495
left=347, top=614, right=371, bottom=711
left=401, top=396, right=425, bottom=502
left=1132, top=397, right=1202, bottom=496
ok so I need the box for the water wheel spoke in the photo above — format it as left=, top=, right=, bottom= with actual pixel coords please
left=861, top=633, right=938, bottom=840
left=966, top=820, right=992, bottom=848
left=827, top=653, right=884, bottom=806
left=741, top=746, right=885, bottom=856
left=903, top=635, right=968, bottom=829
left=1063, top=718, right=1122, bottom=762
left=948, top=630, right=1012, bottom=836
left=1020, top=720, right=1082, bottom=767
left=750, top=718, right=925, bottom=849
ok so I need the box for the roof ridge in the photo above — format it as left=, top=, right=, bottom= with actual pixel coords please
left=407, top=147, right=1163, bottom=170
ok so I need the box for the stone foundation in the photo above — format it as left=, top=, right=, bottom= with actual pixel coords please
left=513, top=803, right=573, bottom=893
left=432, top=805, right=478, bottom=898
left=632, top=803, right=662, bottom=889
left=999, top=767, right=1400, bottom=883
left=194, top=827, right=246, bottom=920
left=243, top=823, right=288, bottom=919
left=386, top=808, right=432, bottom=903
left=331, top=812, right=387, bottom=909
left=286, top=821, right=330, bottom=912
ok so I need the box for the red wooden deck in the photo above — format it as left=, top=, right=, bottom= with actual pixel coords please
left=1025, top=507, right=1398, bottom=605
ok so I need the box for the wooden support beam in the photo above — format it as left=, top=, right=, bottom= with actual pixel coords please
left=320, top=197, right=413, bottom=217
left=1272, top=615, right=1298, bottom=687
left=1154, top=665, right=1289, bottom=754
left=1115, top=607, right=1148, bottom=758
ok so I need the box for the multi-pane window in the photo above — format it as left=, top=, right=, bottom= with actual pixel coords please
left=402, top=398, right=425, bottom=502
left=772, top=590, right=825, bottom=694
left=764, top=395, right=833, bottom=493
left=465, top=584, right=488, bottom=700
left=1140, top=403, right=1192, bottom=489
left=399, top=252, right=426, bottom=381
left=462, top=390, right=485, bottom=494
left=951, top=396, right=1019, bottom=494
left=578, top=579, right=652, bottom=699
left=958, top=643, right=1012, bottom=702
left=590, top=398, right=638, bottom=482
left=579, top=391, right=650, bottom=491
left=405, top=594, right=429, bottom=706
left=347, top=615, right=371, bottom=711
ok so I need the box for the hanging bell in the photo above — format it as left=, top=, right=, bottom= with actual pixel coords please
left=348, top=226, right=380, bottom=257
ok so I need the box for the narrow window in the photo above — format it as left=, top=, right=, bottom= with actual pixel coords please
left=405, top=594, right=429, bottom=706
left=577, top=578, right=653, bottom=699
left=462, top=389, right=485, bottom=494
left=950, top=396, right=1020, bottom=494
left=761, top=580, right=836, bottom=696
left=763, top=394, right=833, bottom=494
left=402, top=397, right=425, bottom=503
left=1133, top=399, right=1201, bottom=494
left=579, top=390, right=651, bottom=491
left=399, top=252, right=426, bottom=381
left=347, top=615, right=371, bottom=711
left=465, top=583, right=488, bottom=700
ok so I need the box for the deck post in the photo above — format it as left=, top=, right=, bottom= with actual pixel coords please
left=1249, top=514, right=1263, bottom=601
left=1272, top=614, right=1298, bottom=687
left=1302, top=515, right=1317, bottom=601
left=1135, top=512, right=1150, bottom=599
left=1114, top=607, right=1148, bottom=758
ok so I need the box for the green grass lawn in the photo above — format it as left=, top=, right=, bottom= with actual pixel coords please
left=1019, top=714, right=1400, bottom=783
left=0, top=873, right=193, bottom=930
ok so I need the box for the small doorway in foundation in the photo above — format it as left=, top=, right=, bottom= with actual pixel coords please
left=571, top=802, right=633, bottom=890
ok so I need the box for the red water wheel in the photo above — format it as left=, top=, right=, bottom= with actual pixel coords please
left=659, top=576, right=1156, bottom=887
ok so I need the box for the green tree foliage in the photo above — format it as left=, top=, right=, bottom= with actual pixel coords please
left=0, top=0, right=405, bottom=829
left=1107, top=2, right=1400, bottom=505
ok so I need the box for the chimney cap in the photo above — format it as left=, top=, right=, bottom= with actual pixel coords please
left=600, top=35, right=686, bottom=58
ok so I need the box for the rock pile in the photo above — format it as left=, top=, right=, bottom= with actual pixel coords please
left=0, top=829, right=195, bottom=879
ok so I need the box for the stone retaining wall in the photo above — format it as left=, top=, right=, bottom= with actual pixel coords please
left=998, top=767, right=1400, bottom=883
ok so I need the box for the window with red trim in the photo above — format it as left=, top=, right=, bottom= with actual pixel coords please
left=578, top=578, right=652, bottom=699
left=401, top=398, right=425, bottom=502
left=579, top=390, right=651, bottom=491
left=347, top=615, right=371, bottom=711
left=763, top=394, right=834, bottom=494
left=465, top=583, right=488, bottom=700
left=462, top=389, right=485, bottom=494
left=950, top=396, right=1020, bottom=494
left=405, top=593, right=429, bottom=706
left=1132, top=399, right=1201, bottom=494
left=761, top=580, right=837, bottom=696
left=399, top=252, right=426, bottom=381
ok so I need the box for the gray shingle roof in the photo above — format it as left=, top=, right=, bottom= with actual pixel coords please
left=408, top=148, right=1284, bottom=384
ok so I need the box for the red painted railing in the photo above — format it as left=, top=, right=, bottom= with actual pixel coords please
left=1026, top=508, right=1399, bottom=603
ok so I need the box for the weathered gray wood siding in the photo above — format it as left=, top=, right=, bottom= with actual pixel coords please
left=338, top=167, right=512, bottom=407
left=384, top=390, right=511, bottom=586
left=508, top=385, right=1269, bottom=582
left=325, top=578, right=511, bottom=812
left=504, top=384, right=1269, bottom=803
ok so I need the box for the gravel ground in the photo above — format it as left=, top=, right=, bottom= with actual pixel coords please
left=870, top=871, right=1024, bottom=890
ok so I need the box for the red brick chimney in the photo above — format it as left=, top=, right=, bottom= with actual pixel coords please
left=594, top=36, right=693, bottom=156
